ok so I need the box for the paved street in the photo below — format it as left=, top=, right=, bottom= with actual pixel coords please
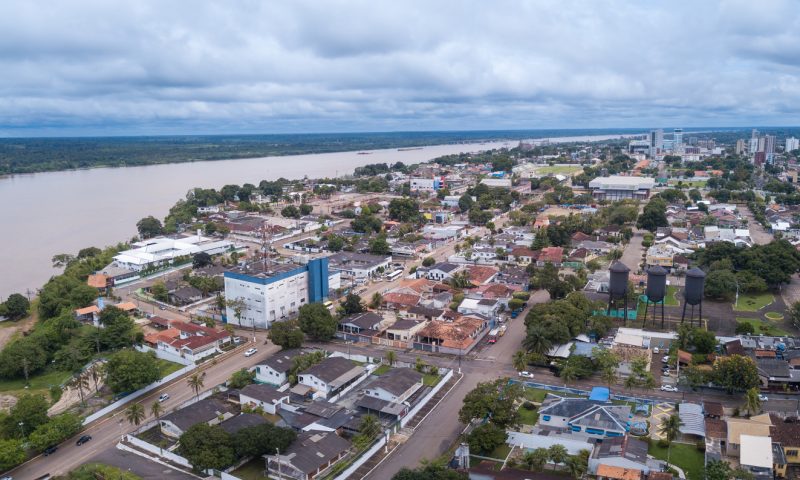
left=620, top=229, right=644, bottom=274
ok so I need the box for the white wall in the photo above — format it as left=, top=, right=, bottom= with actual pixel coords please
left=224, top=270, right=308, bottom=329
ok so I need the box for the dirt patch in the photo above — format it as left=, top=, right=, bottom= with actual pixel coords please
left=0, top=314, right=36, bottom=350
left=0, top=393, right=18, bottom=412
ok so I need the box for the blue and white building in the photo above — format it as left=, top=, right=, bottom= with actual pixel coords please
left=223, top=258, right=334, bottom=329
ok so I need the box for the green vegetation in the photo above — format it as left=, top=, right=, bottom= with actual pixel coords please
left=733, top=292, right=774, bottom=312
left=533, top=165, right=582, bottom=175
left=0, top=367, right=72, bottom=398
left=372, top=364, right=391, bottom=375
left=517, top=405, right=539, bottom=425
left=230, top=458, right=267, bottom=480
left=736, top=317, right=789, bottom=336
left=156, top=358, right=184, bottom=378
left=423, top=373, right=441, bottom=387
left=521, top=388, right=548, bottom=403
left=64, top=463, right=142, bottom=479
left=765, top=311, right=784, bottom=321
left=647, top=440, right=705, bottom=480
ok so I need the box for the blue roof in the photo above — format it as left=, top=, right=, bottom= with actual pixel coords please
left=589, top=387, right=610, bottom=402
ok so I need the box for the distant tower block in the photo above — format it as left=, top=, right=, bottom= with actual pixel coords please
left=607, top=261, right=631, bottom=320
left=681, top=267, right=706, bottom=326
left=643, top=266, right=667, bottom=328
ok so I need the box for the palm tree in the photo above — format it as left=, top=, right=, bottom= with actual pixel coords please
left=522, top=447, right=548, bottom=471
left=125, top=403, right=145, bottom=427
left=566, top=449, right=590, bottom=479
left=187, top=372, right=206, bottom=401
left=70, top=372, right=90, bottom=407
left=150, top=401, right=163, bottom=420
left=661, top=413, right=683, bottom=465
left=385, top=350, right=396, bottom=366
left=513, top=351, right=529, bottom=372
left=600, top=367, right=618, bottom=388
left=370, top=292, right=383, bottom=310
left=743, top=387, right=762, bottom=416
left=522, top=326, right=553, bottom=357
left=87, top=363, right=105, bottom=392
left=560, top=365, right=578, bottom=386
left=547, top=444, right=568, bottom=470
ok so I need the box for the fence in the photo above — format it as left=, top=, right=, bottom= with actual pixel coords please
left=136, top=344, right=194, bottom=366
left=331, top=435, right=388, bottom=480
left=122, top=434, right=192, bottom=468
left=509, top=379, right=657, bottom=407
left=83, top=363, right=196, bottom=425
left=401, top=368, right=454, bottom=428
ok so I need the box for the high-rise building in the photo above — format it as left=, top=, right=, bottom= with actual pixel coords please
left=752, top=129, right=760, bottom=139
left=649, top=129, right=663, bottom=154
left=735, top=139, right=746, bottom=155
left=673, top=128, right=683, bottom=152
left=786, top=137, right=799, bottom=153
left=764, top=135, right=776, bottom=163
left=749, top=137, right=760, bottom=154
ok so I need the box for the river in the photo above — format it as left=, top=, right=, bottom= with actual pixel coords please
left=0, top=133, right=634, bottom=297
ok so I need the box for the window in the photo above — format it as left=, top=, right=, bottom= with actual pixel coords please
left=542, top=415, right=551, bottom=421
left=787, top=449, right=799, bottom=457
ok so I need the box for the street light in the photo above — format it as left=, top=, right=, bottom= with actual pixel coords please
left=18, top=421, right=24, bottom=438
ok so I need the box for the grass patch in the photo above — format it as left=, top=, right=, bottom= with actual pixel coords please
left=765, top=311, right=784, bottom=321
left=534, top=165, right=583, bottom=175
left=487, top=443, right=512, bottom=460
left=0, top=367, right=73, bottom=399
left=231, top=458, right=267, bottom=480
left=372, top=364, right=391, bottom=376
left=518, top=406, right=539, bottom=425
left=648, top=440, right=705, bottom=480
left=733, top=292, right=774, bottom=312
left=737, top=317, right=789, bottom=336
left=522, top=388, right=548, bottom=403
left=423, top=374, right=441, bottom=387
left=668, top=179, right=707, bottom=188
left=156, top=359, right=184, bottom=378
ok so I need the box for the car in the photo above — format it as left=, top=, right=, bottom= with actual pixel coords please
left=660, top=385, right=679, bottom=392
left=43, top=445, right=58, bottom=456
left=232, top=336, right=243, bottom=345
left=759, top=394, right=768, bottom=401
left=244, top=348, right=258, bottom=357
left=518, top=371, right=534, bottom=378
left=662, top=371, right=670, bottom=377
left=159, top=305, right=166, bottom=310
left=158, top=393, right=170, bottom=402
left=653, top=347, right=660, bottom=354
left=1, top=476, right=13, bottom=480
left=76, top=435, right=92, bottom=446
left=662, top=356, right=669, bottom=363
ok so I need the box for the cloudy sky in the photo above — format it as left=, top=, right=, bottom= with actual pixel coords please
left=1, top=0, right=799, bottom=136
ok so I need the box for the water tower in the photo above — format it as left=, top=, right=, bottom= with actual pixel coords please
left=681, top=267, right=706, bottom=326
left=607, top=261, right=630, bottom=321
left=642, top=266, right=667, bottom=328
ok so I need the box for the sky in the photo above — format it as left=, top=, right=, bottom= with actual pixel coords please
left=1, top=0, right=800, bottom=137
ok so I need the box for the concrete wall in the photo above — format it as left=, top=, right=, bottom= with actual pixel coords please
left=123, top=434, right=192, bottom=468
left=136, top=344, right=193, bottom=366
left=401, top=368, right=454, bottom=428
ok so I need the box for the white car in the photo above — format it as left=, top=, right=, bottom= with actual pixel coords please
left=518, top=371, right=534, bottom=379
left=662, top=356, right=669, bottom=363
left=660, top=385, right=678, bottom=392
left=758, top=394, right=768, bottom=401
left=244, top=348, right=258, bottom=357
left=662, top=370, right=670, bottom=377
left=653, top=347, right=660, bottom=354
left=158, top=393, right=170, bottom=402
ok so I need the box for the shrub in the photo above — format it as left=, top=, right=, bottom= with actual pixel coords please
left=522, top=401, right=536, bottom=411
left=657, top=439, right=670, bottom=448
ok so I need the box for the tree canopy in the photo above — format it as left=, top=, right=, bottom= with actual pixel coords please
left=105, top=349, right=161, bottom=394
left=179, top=423, right=236, bottom=471
left=298, top=303, right=338, bottom=341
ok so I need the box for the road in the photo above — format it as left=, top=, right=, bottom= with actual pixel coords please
left=7, top=334, right=281, bottom=480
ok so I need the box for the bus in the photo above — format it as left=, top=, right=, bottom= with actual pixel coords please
left=488, top=328, right=500, bottom=344
left=385, top=269, right=404, bottom=282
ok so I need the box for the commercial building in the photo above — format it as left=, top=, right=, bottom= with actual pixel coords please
left=223, top=258, right=331, bottom=329
left=113, top=234, right=234, bottom=272
left=410, top=177, right=442, bottom=192
left=588, top=176, right=655, bottom=201
left=327, top=252, right=392, bottom=282
left=649, top=129, right=663, bottom=154
left=786, top=137, right=799, bottom=153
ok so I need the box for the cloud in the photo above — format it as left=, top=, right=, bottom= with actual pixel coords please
left=0, top=0, right=799, bottom=136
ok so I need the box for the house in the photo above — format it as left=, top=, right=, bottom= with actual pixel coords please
left=218, top=413, right=268, bottom=435
left=770, top=414, right=800, bottom=467
left=458, top=297, right=500, bottom=317
left=363, top=368, right=423, bottom=404
left=595, top=465, right=642, bottom=480
left=506, top=431, right=594, bottom=458
left=87, top=274, right=110, bottom=293
left=406, top=306, right=444, bottom=321
left=296, top=357, right=366, bottom=399
left=587, top=435, right=649, bottom=475
left=414, top=316, right=488, bottom=354
left=159, top=397, right=234, bottom=437
left=381, top=292, right=420, bottom=310
left=739, top=434, right=774, bottom=478
left=536, top=247, right=563, bottom=266
left=264, top=431, right=351, bottom=480
left=418, top=262, right=462, bottom=282
left=255, top=349, right=303, bottom=386
left=726, top=414, right=773, bottom=457
left=538, top=396, right=631, bottom=438
left=571, top=231, right=592, bottom=247
left=338, top=312, right=384, bottom=335
left=465, top=265, right=499, bottom=285
left=384, top=318, right=427, bottom=344
left=510, top=246, right=537, bottom=265
left=677, top=403, right=705, bottom=439
left=327, top=252, right=392, bottom=281
left=170, top=285, right=204, bottom=305
left=239, top=383, right=290, bottom=415
left=645, top=244, right=677, bottom=268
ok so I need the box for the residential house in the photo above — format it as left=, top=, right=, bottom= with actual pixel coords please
left=571, top=231, right=592, bottom=248
left=338, top=312, right=385, bottom=343
left=363, top=368, right=423, bottom=404
left=726, top=414, right=773, bottom=457
left=381, top=292, right=421, bottom=311
left=538, top=396, right=631, bottom=438
left=239, top=383, right=290, bottom=415
left=458, top=297, right=500, bottom=317
left=159, top=397, right=235, bottom=437
left=465, top=265, right=499, bottom=285
left=218, top=413, right=268, bottom=435
left=418, top=262, right=462, bottom=282
left=414, top=316, right=488, bottom=354
left=510, top=246, right=537, bottom=265
left=406, top=306, right=445, bottom=322
left=296, top=357, right=366, bottom=399
left=739, top=434, right=774, bottom=479
left=588, top=435, right=649, bottom=475
left=255, top=349, right=303, bottom=386
left=383, top=318, right=427, bottom=346
left=265, top=431, right=351, bottom=480
left=536, top=247, right=563, bottom=267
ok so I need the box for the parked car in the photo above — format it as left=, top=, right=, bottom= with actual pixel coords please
left=43, top=445, right=58, bottom=456
left=518, top=371, right=534, bottom=379
left=662, top=356, right=669, bottom=363
left=1, top=476, right=13, bottom=480
left=158, top=393, right=170, bottom=402
left=660, top=385, right=678, bottom=392
left=653, top=347, right=660, bottom=354
left=76, top=435, right=92, bottom=446
left=233, top=336, right=243, bottom=345
left=759, top=394, right=768, bottom=401
left=662, top=371, right=670, bottom=377
left=244, top=348, right=258, bottom=357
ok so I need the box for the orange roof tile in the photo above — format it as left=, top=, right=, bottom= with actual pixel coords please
left=87, top=274, right=108, bottom=289
left=596, top=465, right=641, bottom=480
left=75, top=305, right=100, bottom=315
left=115, top=302, right=137, bottom=311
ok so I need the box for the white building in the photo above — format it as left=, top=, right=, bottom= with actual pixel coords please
left=410, top=177, right=441, bottom=192
left=296, top=356, right=366, bottom=399
left=480, top=178, right=513, bottom=189
left=787, top=137, right=799, bottom=153
left=458, top=298, right=499, bottom=317
left=255, top=350, right=304, bottom=386
left=363, top=368, right=423, bottom=404
left=223, top=258, right=331, bottom=329
left=588, top=176, right=655, bottom=201
left=327, top=252, right=392, bottom=282
left=113, top=235, right=234, bottom=271
left=239, top=384, right=290, bottom=415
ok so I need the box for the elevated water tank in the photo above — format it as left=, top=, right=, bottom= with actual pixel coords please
left=684, top=267, right=706, bottom=305
left=609, top=261, right=630, bottom=299
left=646, top=266, right=667, bottom=303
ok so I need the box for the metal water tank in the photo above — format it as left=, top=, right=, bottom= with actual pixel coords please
left=609, top=261, right=630, bottom=299
left=646, top=266, right=667, bottom=303
left=684, top=267, right=706, bottom=305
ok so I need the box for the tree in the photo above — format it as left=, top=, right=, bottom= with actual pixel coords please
left=228, top=368, right=256, bottom=389
left=187, top=372, right=206, bottom=401
left=268, top=320, right=304, bottom=349
left=2, top=293, right=30, bottom=320
left=281, top=205, right=300, bottom=218
left=327, top=235, right=345, bottom=252
left=522, top=448, right=549, bottom=471
left=342, top=293, right=365, bottom=315
left=459, top=379, right=521, bottom=428
left=179, top=423, right=236, bottom=471
left=713, top=355, right=760, bottom=393
left=105, top=349, right=160, bottom=394
left=69, top=371, right=90, bottom=407
left=547, top=444, right=568, bottom=469
left=743, top=387, right=762, bottom=416
left=566, top=449, right=590, bottom=479
left=512, top=350, right=528, bottom=371
left=523, top=325, right=554, bottom=357
left=125, top=403, right=145, bottom=427
left=705, top=460, right=733, bottom=480
left=298, top=303, right=337, bottom=341
left=369, top=235, right=391, bottom=255
left=705, top=269, right=737, bottom=300
left=0, top=438, right=26, bottom=471
left=149, top=282, right=169, bottom=302
left=422, top=256, right=436, bottom=267
left=1, top=393, right=49, bottom=439
left=386, top=350, right=397, bottom=366
left=593, top=347, right=620, bottom=387
left=790, top=301, right=800, bottom=330
left=299, top=203, right=313, bottom=215
left=388, top=198, right=420, bottom=222
left=193, top=252, right=213, bottom=269
left=636, top=198, right=668, bottom=232
left=232, top=423, right=296, bottom=458
left=660, top=413, right=682, bottom=464
left=151, top=401, right=163, bottom=420
left=690, top=328, right=717, bottom=354
left=370, top=292, right=383, bottom=309
left=458, top=194, right=475, bottom=213
left=0, top=337, right=47, bottom=380
left=467, top=423, right=507, bottom=454
left=136, top=216, right=163, bottom=239
left=28, top=413, right=82, bottom=451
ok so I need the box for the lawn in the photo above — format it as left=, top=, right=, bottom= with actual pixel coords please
left=667, top=179, right=707, bottom=188
left=534, top=165, right=583, bottom=175
left=156, top=359, right=184, bottom=378
left=765, top=311, right=784, bottom=321
left=423, top=374, right=441, bottom=387
left=487, top=443, right=512, bottom=460
left=0, top=367, right=72, bottom=399
left=521, top=387, right=548, bottom=403
left=517, top=406, right=539, bottom=425
left=230, top=458, right=267, bottom=480
left=737, top=317, right=789, bottom=336
left=372, top=364, right=391, bottom=376
left=733, top=292, right=774, bottom=312
left=648, top=441, right=705, bottom=480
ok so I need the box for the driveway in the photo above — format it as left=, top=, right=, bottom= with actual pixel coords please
left=620, top=230, right=644, bottom=274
